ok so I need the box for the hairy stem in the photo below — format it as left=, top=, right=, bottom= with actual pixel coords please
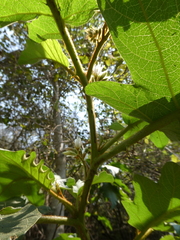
left=46, top=0, right=98, bottom=159
left=100, top=120, right=143, bottom=154
left=46, top=0, right=88, bottom=87
left=37, top=215, right=76, bottom=226
left=49, top=189, right=76, bottom=215
left=134, top=228, right=153, bottom=240
left=94, top=110, right=180, bottom=168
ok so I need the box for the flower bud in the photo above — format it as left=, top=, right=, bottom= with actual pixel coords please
left=74, top=137, right=82, bottom=149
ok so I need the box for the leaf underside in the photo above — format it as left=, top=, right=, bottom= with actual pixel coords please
left=0, top=204, right=42, bottom=240
left=122, top=162, right=180, bottom=232
left=86, top=0, right=180, bottom=140
left=0, top=149, right=54, bottom=205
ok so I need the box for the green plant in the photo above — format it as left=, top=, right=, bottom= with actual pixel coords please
left=0, top=0, right=180, bottom=239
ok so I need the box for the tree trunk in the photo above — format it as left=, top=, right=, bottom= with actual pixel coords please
left=46, top=80, right=66, bottom=240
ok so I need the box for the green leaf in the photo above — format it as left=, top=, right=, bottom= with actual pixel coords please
left=0, top=0, right=51, bottom=27
left=160, top=236, right=180, bottom=240
left=98, top=0, right=180, bottom=99
left=122, top=114, right=140, bottom=125
left=0, top=197, right=26, bottom=210
left=86, top=0, right=180, bottom=140
left=0, top=204, right=42, bottom=240
left=18, top=39, right=69, bottom=67
left=123, top=121, right=148, bottom=139
left=97, top=215, right=112, bottom=231
left=57, top=0, right=98, bottom=27
left=0, top=149, right=55, bottom=205
left=100, top=183, right=120, bottom=208
left=66, top=177, right=76, bottom=188
left=122, top=162, right=180, bottom=232
left=0, top=206, right=21, bottom=215
left=28, top=15, right=62, bottom=43
left=0, top=0, right=97, bottom=38
left=150, top=130, right=169, bottom=149
left=110, top=162, right=131, bottom=173
left=114, top=178, right=131, bottom=194
left=109, top=122, right=124, bottom=130
left=92, top=171, right=114, bottom=185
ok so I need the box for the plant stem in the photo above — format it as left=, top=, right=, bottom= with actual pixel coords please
left=37, top=215, right=76, bottom=226
left=49, top=189, right=76, bottom=215
left=46, top=0, right=88, bottom=87
left=100, top=120, right=143, bottom=154
left=94, top=110, right=180, bottom=167
left=46, top=0, right=98, bottom=159
left=134, top=228, right=153, bottom=240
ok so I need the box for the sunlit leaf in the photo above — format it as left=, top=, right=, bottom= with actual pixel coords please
left=18, top=39, right=69, bottom=67
left=57, top=0, right=98, bottom=26
left=150, top=131, right=169, bottom=149
left=0, top=0, right=50, bottom=27
left=28, top=15, right=61, bottom=42
left=92, top=171, right=114, bottom=185
left=0, top=149, right=54, bottom=205
left=86, top=0, right=180, bottom=141
left=109, top=122, right=124, bottom=130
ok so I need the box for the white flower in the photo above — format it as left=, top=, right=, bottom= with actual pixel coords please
left=91, top=63, right=108, bottom=82
left=73, top=179, right=84, bottom=194
left=52, top=174, right=67, bottom=191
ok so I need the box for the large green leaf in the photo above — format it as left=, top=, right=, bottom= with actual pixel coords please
left=122, top=162, right=180, bottom=233
left=0, top=0, right=50, bottom=27
left=28, top=0, right=97, bottom=42
left=86, top=0, right=180, bottom=140
left=18, top=39, right=69, bottom=66
left=97, top=0, right=180, bottom=98
left=0, top=149, right=54, bottom=205
left=28, top=15, right=62, bottom=43
left=0, top=0, right=97, bottom=40
left=57, top=0, right=97, bottom=27
left=0, top=204, right=42, bottom=240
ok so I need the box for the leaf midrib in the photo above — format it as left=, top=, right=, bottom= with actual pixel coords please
left=138, top=0, right=179, bottom=109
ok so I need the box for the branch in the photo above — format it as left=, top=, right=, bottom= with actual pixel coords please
left=99, top=120, right=143, bottom=154
left=94, top=110, right=180, bottom=168
left=37, top=215, right=77, bottom=226
left=46, top=0, right=98, bottom=160
left=49, top=189, right=76, bottom=215
left=46, top=0, right=88, bottom=87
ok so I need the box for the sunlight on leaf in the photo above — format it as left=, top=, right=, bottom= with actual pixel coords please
left=92, top=171, right=114, bottom=185
left=86, top=0, right=180, bottom=141
left=0, top=149, right=55, bottom=205
left=150, top=131, right=169, bottom=149
left=18, top=39, right=69, bottom=67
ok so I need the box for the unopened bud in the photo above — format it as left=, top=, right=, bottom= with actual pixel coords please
left=74, top=137, right=82, bottom=149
